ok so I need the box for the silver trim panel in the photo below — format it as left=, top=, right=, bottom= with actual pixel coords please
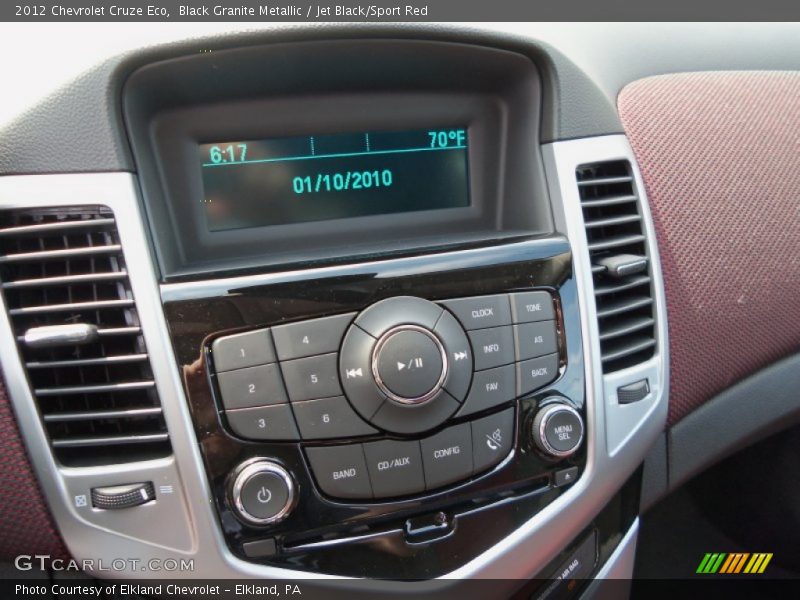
left=0, top=136, right=667, bottom=584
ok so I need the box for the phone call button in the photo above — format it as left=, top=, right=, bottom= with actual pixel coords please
left=471, top=407, right=514, bottom=474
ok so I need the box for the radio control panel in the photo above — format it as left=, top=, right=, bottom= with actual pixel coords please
left=209, top=293, right=561, bottom=501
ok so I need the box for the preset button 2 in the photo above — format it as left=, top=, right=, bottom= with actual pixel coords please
left=217, top=363, right=287, bottom=410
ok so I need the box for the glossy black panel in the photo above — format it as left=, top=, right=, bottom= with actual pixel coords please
left=162, top=237, right=586, bottom=578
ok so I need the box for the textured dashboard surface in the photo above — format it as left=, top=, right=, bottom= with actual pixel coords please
left=0, top=375, right=68, bottom=561
left=619, top=71, right=800, bottom=425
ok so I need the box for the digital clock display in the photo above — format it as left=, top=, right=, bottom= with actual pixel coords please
left=198, top=127, right=470, bottom=232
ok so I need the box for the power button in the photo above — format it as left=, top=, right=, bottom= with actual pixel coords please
left=231, top=460, right=296, bottom=526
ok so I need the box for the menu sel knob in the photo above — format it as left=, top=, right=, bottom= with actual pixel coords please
left=531, top=402, right=584, bottom=458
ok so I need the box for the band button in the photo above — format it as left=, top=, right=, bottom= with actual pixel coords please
left=305, top=444, right=373, bottom=500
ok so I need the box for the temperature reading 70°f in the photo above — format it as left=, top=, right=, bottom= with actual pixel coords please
left=428, top=129, right=466, bottom=149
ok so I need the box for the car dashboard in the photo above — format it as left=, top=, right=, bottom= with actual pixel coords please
left=0, top=22, right=799, bottom=598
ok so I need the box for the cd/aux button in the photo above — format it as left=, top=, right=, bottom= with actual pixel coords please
left=363, top=439, right=425, bottom=498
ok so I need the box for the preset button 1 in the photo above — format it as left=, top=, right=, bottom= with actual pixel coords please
left=212, top=328, right=276, bottom=373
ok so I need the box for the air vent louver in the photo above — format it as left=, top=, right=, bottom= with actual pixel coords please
left=0, top=206, right=171, bottom=466
left=577, top=161, right=656, bottom=373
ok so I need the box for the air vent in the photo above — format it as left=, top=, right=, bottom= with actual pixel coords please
left=0, top=206, right=171, bottom=467
left=577, top=161, right=656, bottom=372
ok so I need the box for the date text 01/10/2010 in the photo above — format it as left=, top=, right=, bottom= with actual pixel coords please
left=292, top=169, right=394, bottom=195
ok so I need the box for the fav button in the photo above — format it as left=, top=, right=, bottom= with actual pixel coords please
left=420, top=423, right=473, bottom=490
left=440, top=295, right=511, bottom=330
left=457, top=363, right=516, bottom=417
left=305, top=444, right=373, bottom=500
left=363, top=439, right=425, bottom=498
left=471, top=407, right=515, bottom=474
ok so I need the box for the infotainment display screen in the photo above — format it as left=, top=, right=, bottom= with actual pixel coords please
left=198, top=128, right=470, bottom=232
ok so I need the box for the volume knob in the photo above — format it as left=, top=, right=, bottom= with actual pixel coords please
left=531, top=402, right=584, bottom=458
